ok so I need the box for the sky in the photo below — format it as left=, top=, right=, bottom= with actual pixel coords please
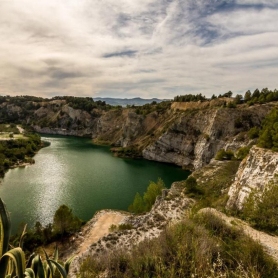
left=0, top=0, right=278, bottom=99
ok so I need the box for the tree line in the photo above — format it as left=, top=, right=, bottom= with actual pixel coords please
left=0, top=133, right=41, bottom=177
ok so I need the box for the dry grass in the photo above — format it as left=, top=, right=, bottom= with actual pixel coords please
left=78, top=211, right=278, bottom=278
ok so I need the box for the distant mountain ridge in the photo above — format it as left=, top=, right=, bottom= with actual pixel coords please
left=93, top=97, right=169, bottom=106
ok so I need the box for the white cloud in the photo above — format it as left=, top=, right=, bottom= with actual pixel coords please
left=0, top=0, right=277, bottom=98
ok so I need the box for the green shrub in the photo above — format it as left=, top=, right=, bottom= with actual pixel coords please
left=128, top=178, right=165, bottom=213
left=53, top=204, right=82, bottom=237
left=110, top=223, right=134, bottom=232
left=242, top=178, right=278, bottom=234
left=184, top=176, right=203, bottom=196
left=258, top=107, right=278, bottom=151
left=215, top=149, right=235, bottom=160
left=248, top=126, right=260, bottom=139
left=236, top=146, right=251, bottom=160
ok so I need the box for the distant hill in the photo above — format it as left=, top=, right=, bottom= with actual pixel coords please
left=93, top=97, right=169, bottom=106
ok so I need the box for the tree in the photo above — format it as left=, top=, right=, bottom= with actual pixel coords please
left=128, top=178, right=166, bottom=213
left=53, top=205, right=82, bottom=237
left=252, top=88, right=260, bottom=98
left=143, top=178, right=165, bottom=211
left=234, top=94, right=243, bottom=104
left=244, top=90, right=251, bottom=101
left=128, top=193, right=144, bottom=213
left=223, top=91, right=233, bottom=98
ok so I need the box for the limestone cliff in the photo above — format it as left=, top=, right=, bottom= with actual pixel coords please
left=227, top=146, right=278, bottom=209
left=143, top=105, right=271, bottom=169
left=0, top=99, right=274, bottom=170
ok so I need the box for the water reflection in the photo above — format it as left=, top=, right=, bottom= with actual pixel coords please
left=0, top=135, right=189, bottom=233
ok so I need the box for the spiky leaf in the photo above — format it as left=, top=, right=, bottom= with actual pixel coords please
left=47, top=260, right=67, bottom=278
left=0, top=198, right=11, bottom=256
left=0, top=247, right=25, bottom=278
left=32, top=255, right=45, bottom=278
left=65, top=255, right=75, bottom=274
left=18, top=224, right=27, bottom=249
left=25, top=268, right=35, bottom=278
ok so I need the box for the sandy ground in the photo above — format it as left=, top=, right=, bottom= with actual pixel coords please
left=77, top=212, right=126, bottom=255
left=46, top=211, right=127, bottom=261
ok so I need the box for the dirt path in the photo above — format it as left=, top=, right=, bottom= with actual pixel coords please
left=201, top=208, right=278, bottom=262
left=16, top=125, right=24, bottom=133
left=72, top=211, right=127, bottom=256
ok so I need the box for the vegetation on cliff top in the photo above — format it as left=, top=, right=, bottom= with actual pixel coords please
left=241, top=177, right=278, bottom=235
left=11, top=204, right=83, bottom=255
left=0, top=132, right=41, bottom=177
left=257, top=107, right=278, bottom=151
left=79, top=211, right=278, bottom=278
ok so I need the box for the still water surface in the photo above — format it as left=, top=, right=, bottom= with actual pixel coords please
left=0, top=135, right=189, bottom=233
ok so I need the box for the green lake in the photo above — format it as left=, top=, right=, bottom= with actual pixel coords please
left=0, top=135, right=189, bottom=233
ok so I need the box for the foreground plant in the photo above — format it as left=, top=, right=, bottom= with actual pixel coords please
left=0, top=198, right=74, bottom=278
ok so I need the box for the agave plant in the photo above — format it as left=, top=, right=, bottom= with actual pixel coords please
left=0, top=198, right=74, bottom=278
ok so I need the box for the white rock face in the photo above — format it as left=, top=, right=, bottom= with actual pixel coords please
left=143, top=106, right=267, bottom=169
left=227, top=146, right=278, bottom=209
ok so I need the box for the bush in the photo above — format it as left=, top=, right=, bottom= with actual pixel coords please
left=248, top=126, right=260, bottom=139
left=257, top=108, right=278, bottom=151
left=236, top=146, right=251, bottom=160
left=242, top=178, right=278, bottom=234
left=184, top=176, right=203, bottom=196
left=128, top=178, right=165, bottom=213
left=53, top=204, right=82, bottom=237
left=215, top=149, right=235, bottom=160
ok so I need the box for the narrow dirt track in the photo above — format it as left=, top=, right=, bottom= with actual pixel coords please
left=77, top=212, right=126, bottom=255
left=201, top=208, right=278, bottom=263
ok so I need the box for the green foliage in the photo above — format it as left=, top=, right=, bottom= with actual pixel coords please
left=248, top=126, right=260, bottom=139
left=244, top=90, right=252, bottom=101
left=15, top=222, right=54, bottom=252
left=227, top=101, right=236, bottom=108
left=0, top=134, right=41, bottom=177
left=234, top=94, right=243, bottom=104
left=242, top=178, right=278, bottom=234
left=0, top=124, right=20, bottom=134
left=257, top=107, right=278, bottom=151
left=128, top=178, right=166, bottom=213
left=215, top=149, right=235, bottom=160
left=53, top=96, right=112, bottom=112
left=235, top=146, right=251, bottom=160
left=174, top=93, right=206, bottom=102
left=143, top=178, right=165, bottom=211
left=53, top=205, right=82, bottom=237
left=128, top=193, right=144, bottom=214
left=109, top=224, right=134, bottom=232
left=246, top=88, right=278, bottom=105
left=193, top=161, right=240, bottom=210
left=134, top=100, right=171, bottom=115
left=79, top=212, right=278, bottom=278
left=0, top=198, right=74, bottom=277
left=112, top=146, right=142, bottom=158
left=183, top=176, right=203, bottom=196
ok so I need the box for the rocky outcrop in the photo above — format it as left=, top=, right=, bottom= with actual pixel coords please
left=68, top=182, right=194, bottom=277
left=227, top=146, right=278, bottom=209
left=143, top=105, right=271, bottom=169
